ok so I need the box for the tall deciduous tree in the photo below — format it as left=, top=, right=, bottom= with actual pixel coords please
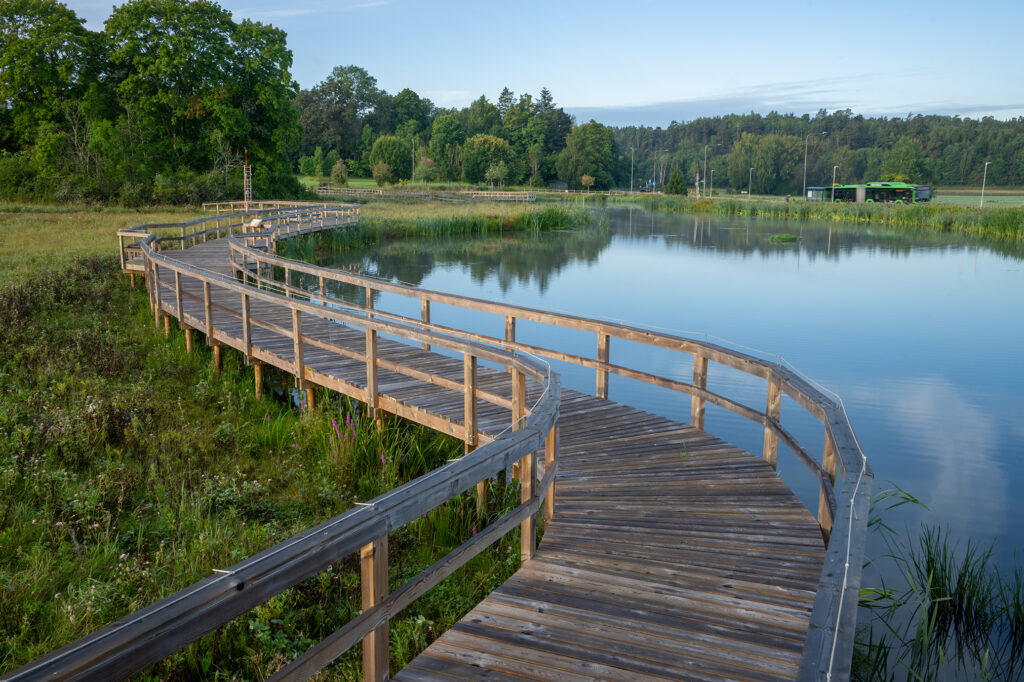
left=0, top=0, right=102, bottom=147
left=368, top=134, right=411, bottom=181
left=462, top=134, right=512, bottom=183
left=428, top=114, right=465, bottom=181
left=296, top=65, right=382, bottom=160
left=556, top=120, right=617, bottom=190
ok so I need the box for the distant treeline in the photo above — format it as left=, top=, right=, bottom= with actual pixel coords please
left=2, top=0, right=1023, bottom=204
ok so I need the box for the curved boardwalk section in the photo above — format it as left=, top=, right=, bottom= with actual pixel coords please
left=399, top=405, right=824, bottom=681
left=7, top=205, right=870, bottom=682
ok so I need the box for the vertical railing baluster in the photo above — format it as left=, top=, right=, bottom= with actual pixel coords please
left=365, top=325, right=378, bottom=423
left=174, top=271, right=183, bottom=327
left=292, top=308, right=304, bottom=394
left=152, top=261, right=162, bottom=330
left=242, top=293, right=251, bottom=361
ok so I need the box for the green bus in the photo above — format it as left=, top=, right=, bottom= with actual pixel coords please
left=808, top=181, right=931, bottom=204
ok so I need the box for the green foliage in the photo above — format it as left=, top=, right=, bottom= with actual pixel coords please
left=428, top=115, right=465, bottom=181
left=371, top=161, right=391, bottom=186
left=556, top=120, right=617, bottom=189
left=0, top=0, right=300, bottom=204
left=484, top=161, right=508, bottom=188
left=330, top=158, right=348, bottom=186
left=369, top=135, right=411, bottom=182
left=462, top=134, right=512, bottom=184
left=665, top=165, right=686, bottom=195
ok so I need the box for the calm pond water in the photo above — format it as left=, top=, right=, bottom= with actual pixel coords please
left=311, top=206, right=1024, bottom=565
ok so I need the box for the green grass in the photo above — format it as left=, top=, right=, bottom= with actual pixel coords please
left=930, top=187, right=1024, bottom=208
left=0, top=208, right=535, bottom=679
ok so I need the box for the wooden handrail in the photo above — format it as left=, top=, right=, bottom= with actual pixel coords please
left=225, top=216, right=873, bottom=681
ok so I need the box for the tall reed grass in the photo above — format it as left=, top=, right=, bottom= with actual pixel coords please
left=855, top=488, right=1024, bottom=680
left=609, top=194, right=1024, bottom=240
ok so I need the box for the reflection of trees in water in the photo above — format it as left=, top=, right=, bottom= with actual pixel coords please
left=320, top=226, right=613, bottom=295
left=610, top=208, right=1024, bottom=261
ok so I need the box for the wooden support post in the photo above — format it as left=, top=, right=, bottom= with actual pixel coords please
left=360, top=534, right=389, bottom=682
left=763, top=380, right=781, bottom=468
left=184, top=328, right=193, bottom=354
left=544, top=425, right=557, bottom=526
left=365, top=286, right=374, bottom=318
left=691, top=354, right=708, bottom=430
left=152, top=263, right=162, bottom=330
left=129, top=272, right=136, bottom=289
left=163, top=314, right=171, bottom=337
left=305, top=386, right=316, bottom=411
left=174, top=271, right=183, bottom=329
left=596, top=333, right=610, bottom=399
left=292, top=308, right=304, bottom=391
left=319, top=275, right=326, bottom=299
left=241, top=293, right=252, bottom=361
left=365, top=327, right=379, bottom=423
left=520, top=449, right=536, bottom=562
left=212, top=344, right=222, bottom=372
left=203, top=281, right=214, bottom=344
left=284, top=267, right=291, bottom=297
left=254, top=362, right=264, bottom=398
left=818, top=433, right=837, bottom=540
left=420, top=299, right=430, bottom=351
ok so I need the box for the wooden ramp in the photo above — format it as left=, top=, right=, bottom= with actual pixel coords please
left=164, top=240, right=826, bottom=680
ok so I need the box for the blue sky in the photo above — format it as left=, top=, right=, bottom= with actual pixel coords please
left=70, top=0, right=1024, bottom=127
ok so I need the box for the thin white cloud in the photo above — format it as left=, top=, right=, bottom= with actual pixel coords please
left=424, top=90, right=473, bottom=107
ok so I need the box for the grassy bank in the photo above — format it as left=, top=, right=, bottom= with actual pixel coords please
left=606, top=194, right=1024, bottom=240
left=0, top=206, right=530, bottom=679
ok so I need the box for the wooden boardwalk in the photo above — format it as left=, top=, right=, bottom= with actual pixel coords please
left=165, top=239, right=826, bottom=680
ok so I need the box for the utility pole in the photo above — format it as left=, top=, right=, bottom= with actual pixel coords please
left=748, top=167, right=755, bottom=201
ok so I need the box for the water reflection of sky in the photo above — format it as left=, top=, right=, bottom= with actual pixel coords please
left=319, top=207, right=1024, bottom=563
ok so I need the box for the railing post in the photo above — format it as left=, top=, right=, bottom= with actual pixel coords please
left=596, top=333, right=610, bottom=399
left=292, top=308, right=304, bottom=393
left=691, top=354, right=708, bottom=430
left=152, top=262, right=162, bottom=330
left=319, top=275, right=326, bottom=299
left=365, top=326, right=379, bottom=423
left=242, top=293, right=252, bottom=361
left=360, top=535, right=389, bottom=682
left=420, top=299, right=430, bottom=351
left=544, top=425, right=557, bottom=526
left=365, top=286, right=374, bottom=318
left=763, top=380, right=781, bottom=468
left=520, top=448, right=536, bottom=562
left=818, top=432, right=837, bottom=540
left=463, top=354, right=486, bottom=518
left=174, top=271, right=183, bottom=328
left=203, top=281, right=214, bottom=343
left=284, top=267, right=291, bottom=297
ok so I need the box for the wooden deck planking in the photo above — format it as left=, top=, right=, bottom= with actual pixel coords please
left=162, top=239, right=826, bottom=680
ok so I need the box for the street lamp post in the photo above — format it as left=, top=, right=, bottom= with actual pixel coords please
left=748, top=167, right=755, bottom=201
left=703, top=143, right=720, bottom=199
left=803, top=131, right=827, bottom=200
left=710, top=169, right=714, bottom=198
left=832, top=165, right=839, bottom=202
left=630, top=147, right=635, bottom=194
left=981, top=160, right=992, bottom=208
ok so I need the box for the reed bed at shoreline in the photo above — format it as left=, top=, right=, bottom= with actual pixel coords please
left=604, top=194, right=1023, bottom=240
